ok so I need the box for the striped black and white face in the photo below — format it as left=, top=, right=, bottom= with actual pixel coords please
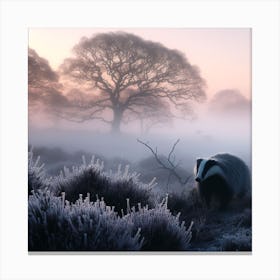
left=194, top=158, right=223, bottom=183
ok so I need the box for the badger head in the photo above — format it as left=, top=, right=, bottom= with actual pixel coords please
left=194, top=158, right=225, bottom=183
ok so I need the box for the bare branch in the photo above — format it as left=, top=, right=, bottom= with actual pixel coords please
left=52, top=107, right=111, bottom=124
left=137, top=139, right=191, bottom=186
left=167, top=139, right=180, bottom=167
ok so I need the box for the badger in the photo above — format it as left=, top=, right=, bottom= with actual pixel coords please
left=194, top=153, right=251, bottom=210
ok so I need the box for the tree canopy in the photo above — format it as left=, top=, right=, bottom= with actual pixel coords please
left=28, top=48, right=58, bottom=88
left=60, top=32, right=206, bottom=132
left=208, top=89, right=250, bottom=117
left=28, top=48, right=68, bottom=114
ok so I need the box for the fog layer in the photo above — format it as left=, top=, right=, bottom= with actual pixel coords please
left=29, top=96, right=251, bottom=169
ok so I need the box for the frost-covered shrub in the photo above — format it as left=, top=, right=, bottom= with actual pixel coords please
left=165, top=189, right=206, bottom=222
left=28, top=190, right=143, bottom=251
left=229, top=208, right=252, bottom=229
left=124, top=197, right=193, bottom=251
left=239, top=208, right=252, bottom=227
left=166, top=192, right=190, bottom=218
left=28, top=150, right=49, bottom=195
left=52, top=157, right=156, bottom=214
left=32, top=146, right=107, bottom=175
left=220, top=228, right=252, bottom=251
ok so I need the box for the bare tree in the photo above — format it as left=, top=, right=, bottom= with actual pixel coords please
left=28, top=48, right=68, bottom=115
left=28, top=48, right=58, bottom=89
left=208, top=89, right=251, bottom=116
left=60, top=32, right=206, bottom=133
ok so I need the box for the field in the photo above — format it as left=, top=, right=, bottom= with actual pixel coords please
left=28, top=146, right=252, bottom=252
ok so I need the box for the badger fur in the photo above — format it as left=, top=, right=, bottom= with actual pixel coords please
left=194, top=153, right=251, bottom=210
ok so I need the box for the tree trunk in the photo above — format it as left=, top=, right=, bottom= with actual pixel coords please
left=111, top=109, right=123, bottom=133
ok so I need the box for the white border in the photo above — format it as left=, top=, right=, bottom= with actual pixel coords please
left=0, top=1, right=279, bottom=280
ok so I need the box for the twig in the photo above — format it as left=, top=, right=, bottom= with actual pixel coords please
left=137, top=138, right=191, bottom=186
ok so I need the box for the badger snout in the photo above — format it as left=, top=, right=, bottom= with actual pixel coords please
left=195, top=177, right=201, bottom=183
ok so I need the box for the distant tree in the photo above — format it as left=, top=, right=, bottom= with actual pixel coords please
left=60, top=32, right=206, bottom=133
left=28, top=48, right=68, bottom=116
left=28, top=48, right=58, bottom=89
left=208, top=89, right=251, bottom=116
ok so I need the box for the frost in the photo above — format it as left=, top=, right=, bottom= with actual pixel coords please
left=28, top=153, right=195, bottom=251
left=28, top=190, right=143, bottom=251
left=50, top=158, right=155, bottom=214
left=220, top=228, right=252, bottom=251
left=124, top=196, right=193, bottom=251
left=28, top=149, right=50, bottom=194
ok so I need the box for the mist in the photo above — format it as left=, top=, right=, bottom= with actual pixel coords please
left=29, top=96, right=251, bottom=171
left=28, top=32, right=251, bottom=183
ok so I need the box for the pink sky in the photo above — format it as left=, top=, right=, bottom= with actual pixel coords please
left=29, top=28, right=251, bottom=100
